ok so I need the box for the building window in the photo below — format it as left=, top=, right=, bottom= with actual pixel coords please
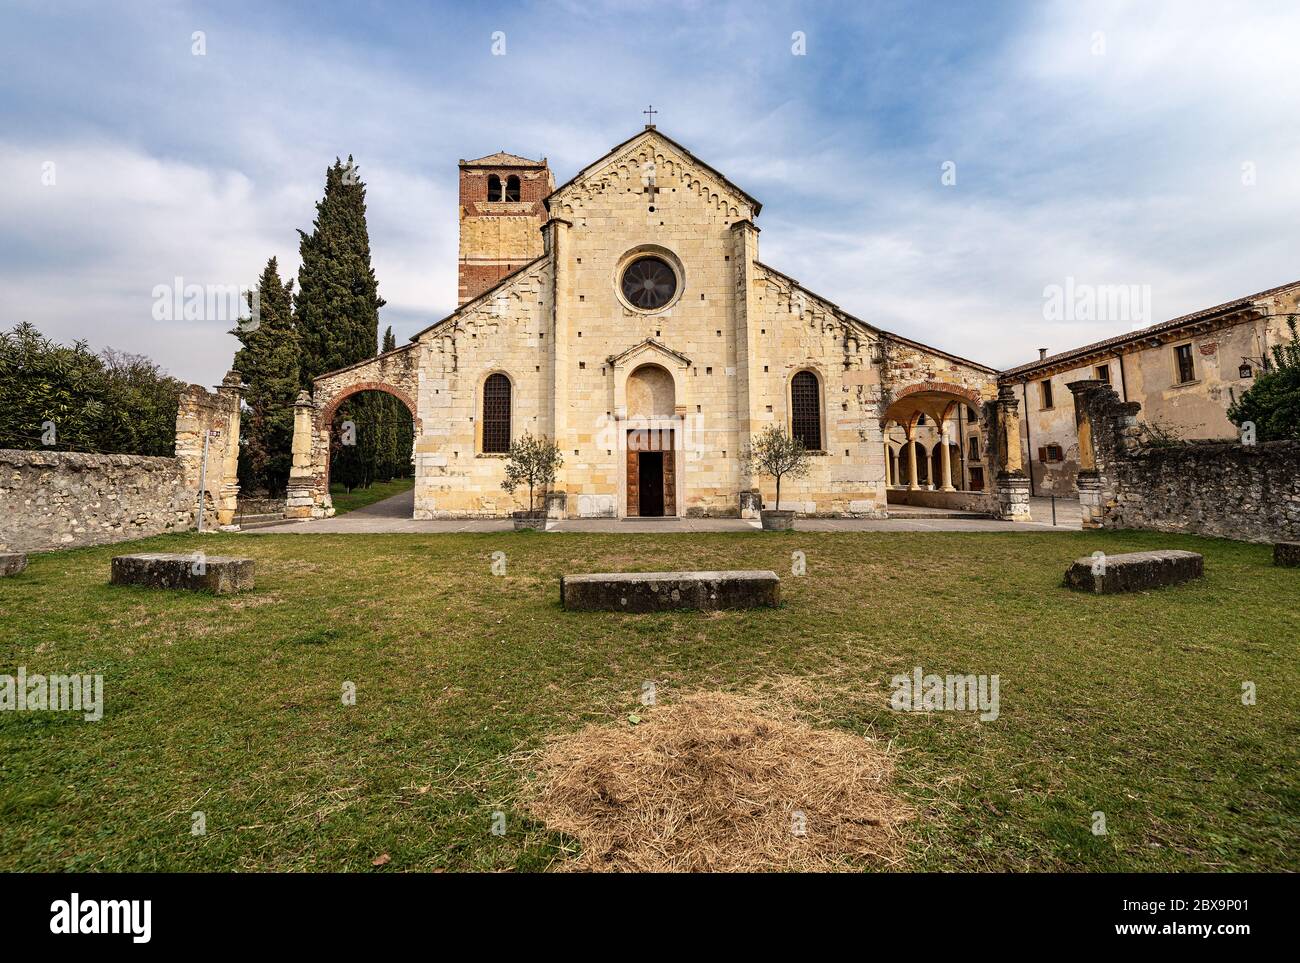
left=791, top=371, right=822, bottom=450
left=1174, top=343, right=1196, bottom=384
left=487, top=174, right=502, bottom=202
left=619, top=255, right=678, bottom=310
left=1038, top=444, right=1064, bottom=463
left=1095, top=364, right=1110, bottom=384
left=967, top=436, right=980, bottom=461
left=1040, top=379, right=1054, bottom=409
left=482, top=373, right=511, bottom=453
left=505, top=175, right=520, bottom=201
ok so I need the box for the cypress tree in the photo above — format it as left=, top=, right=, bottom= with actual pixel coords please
left=391, top=329, right=414, bottom=479
left=231, top=257, right=299, bottom=495
left=296, top=156, right=385, bottom=386
left=296, top=156, right=386, bottom=489
left=374, top=327, right=399, bottom=481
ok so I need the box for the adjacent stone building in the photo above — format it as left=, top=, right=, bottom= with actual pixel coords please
left=296, top=126, right=1027, bottom=520
left=1002, top=280, right=1300, bottom=494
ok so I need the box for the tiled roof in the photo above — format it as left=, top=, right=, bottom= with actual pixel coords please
left=1000, top=279, right=1300, bottom=378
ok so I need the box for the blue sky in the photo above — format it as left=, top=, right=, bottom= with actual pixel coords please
left=2, top=0, right=1298, bottom=384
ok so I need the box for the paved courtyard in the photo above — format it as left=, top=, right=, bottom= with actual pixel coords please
left=246, top=489, right=1081, bottom=534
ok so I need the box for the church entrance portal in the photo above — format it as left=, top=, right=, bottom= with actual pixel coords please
left=638, top=452, right=664, bottom=516
left=626, top=428, right=676, bottom=517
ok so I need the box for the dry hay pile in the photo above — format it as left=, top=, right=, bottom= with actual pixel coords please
left=526, top=689, right=910, bottom=872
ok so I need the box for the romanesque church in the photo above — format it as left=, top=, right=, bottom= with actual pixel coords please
left=287, top=126, right=1029, bottom=520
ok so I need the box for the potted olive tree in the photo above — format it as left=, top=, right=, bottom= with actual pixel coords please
left=742, top=425, right=811, bottom=531
left=501, top=431, right=563, bottom=530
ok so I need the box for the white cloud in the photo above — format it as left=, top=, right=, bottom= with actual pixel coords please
left=2, top=0, right=1297, bottom=383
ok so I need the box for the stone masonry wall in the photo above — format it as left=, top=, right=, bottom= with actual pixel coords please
left=1078, top=382, right=1300, bottom=542
left=0, top=376, right=242, bottom=552
left=0, top=449, right=196, bottom=553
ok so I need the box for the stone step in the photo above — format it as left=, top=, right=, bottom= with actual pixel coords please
left=111, top=553, right=254, bottom=594
left=0, top=552, right=28, bottom=577
left=561, top=570, right=780, bottom=612
left=236, top=514, right=287, bottom=530
left=1064, top=549, right=1203, bottom=594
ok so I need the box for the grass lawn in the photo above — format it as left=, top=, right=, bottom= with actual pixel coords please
left=328, top=476, right=414, bottom=515
left=1, top=528, right=1297, bottom=871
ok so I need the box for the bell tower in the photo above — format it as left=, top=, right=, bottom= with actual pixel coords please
left=457, top=151, right=553, bottom=304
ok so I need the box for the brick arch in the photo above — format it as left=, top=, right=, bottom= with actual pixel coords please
left=891, top=381, right=982, bottom=407
left=317, top=380, right=421, bottom=432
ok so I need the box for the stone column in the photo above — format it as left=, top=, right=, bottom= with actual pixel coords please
left=906, top=426, right=920, bottom=490
left=993, top=384, right=1032, bottom=521
left=285, top=391, right=320, bottom=519
left=214, top=371, right=243, bottom=528
left=939, top=426, right=956, bottom=491
left=1067, top=379, right=1107, bottom=529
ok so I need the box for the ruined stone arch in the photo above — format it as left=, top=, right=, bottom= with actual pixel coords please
left=317, top=380, right=419, bottom=434
left=286, top=346, right=424, bottom=519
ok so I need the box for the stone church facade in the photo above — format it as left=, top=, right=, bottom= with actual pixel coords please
left=289, top=127, right=1030, bottom=521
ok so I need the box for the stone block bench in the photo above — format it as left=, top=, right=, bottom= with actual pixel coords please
left=0, top=552, right=28, bottom=577
left=1275, top=542, right=1300, bottom=567
left=561, top=570, right=780, bottom=612
left=110, top=553, right=254, bottom=594
left=1064, top=549, right=1203, bottom=594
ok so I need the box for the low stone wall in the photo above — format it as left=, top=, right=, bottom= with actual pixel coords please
left=1074, top=382, right=1300, bottom=543
left=1102, top=441, right=1300, bottom=542
left=0, top=450, right=197, bottom=553
left=0, top=372, right=243, bottom=554
left=885, top=487, right=996, bottom=513
left=235, top=496, right=286, bottom=516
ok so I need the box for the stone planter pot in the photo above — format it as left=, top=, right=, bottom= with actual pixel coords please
left=759, top=509, right=795, bottom=531
left=513, top=511, right=547, bottom=531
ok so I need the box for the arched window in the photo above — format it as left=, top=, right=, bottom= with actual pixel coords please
left=482, top=373, right=511, bottom=453
left=791, top=371, right=822, bottom=451
left=505, top=175, right=520, bottom=201
left=487, top=174, right=502, bottom=202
